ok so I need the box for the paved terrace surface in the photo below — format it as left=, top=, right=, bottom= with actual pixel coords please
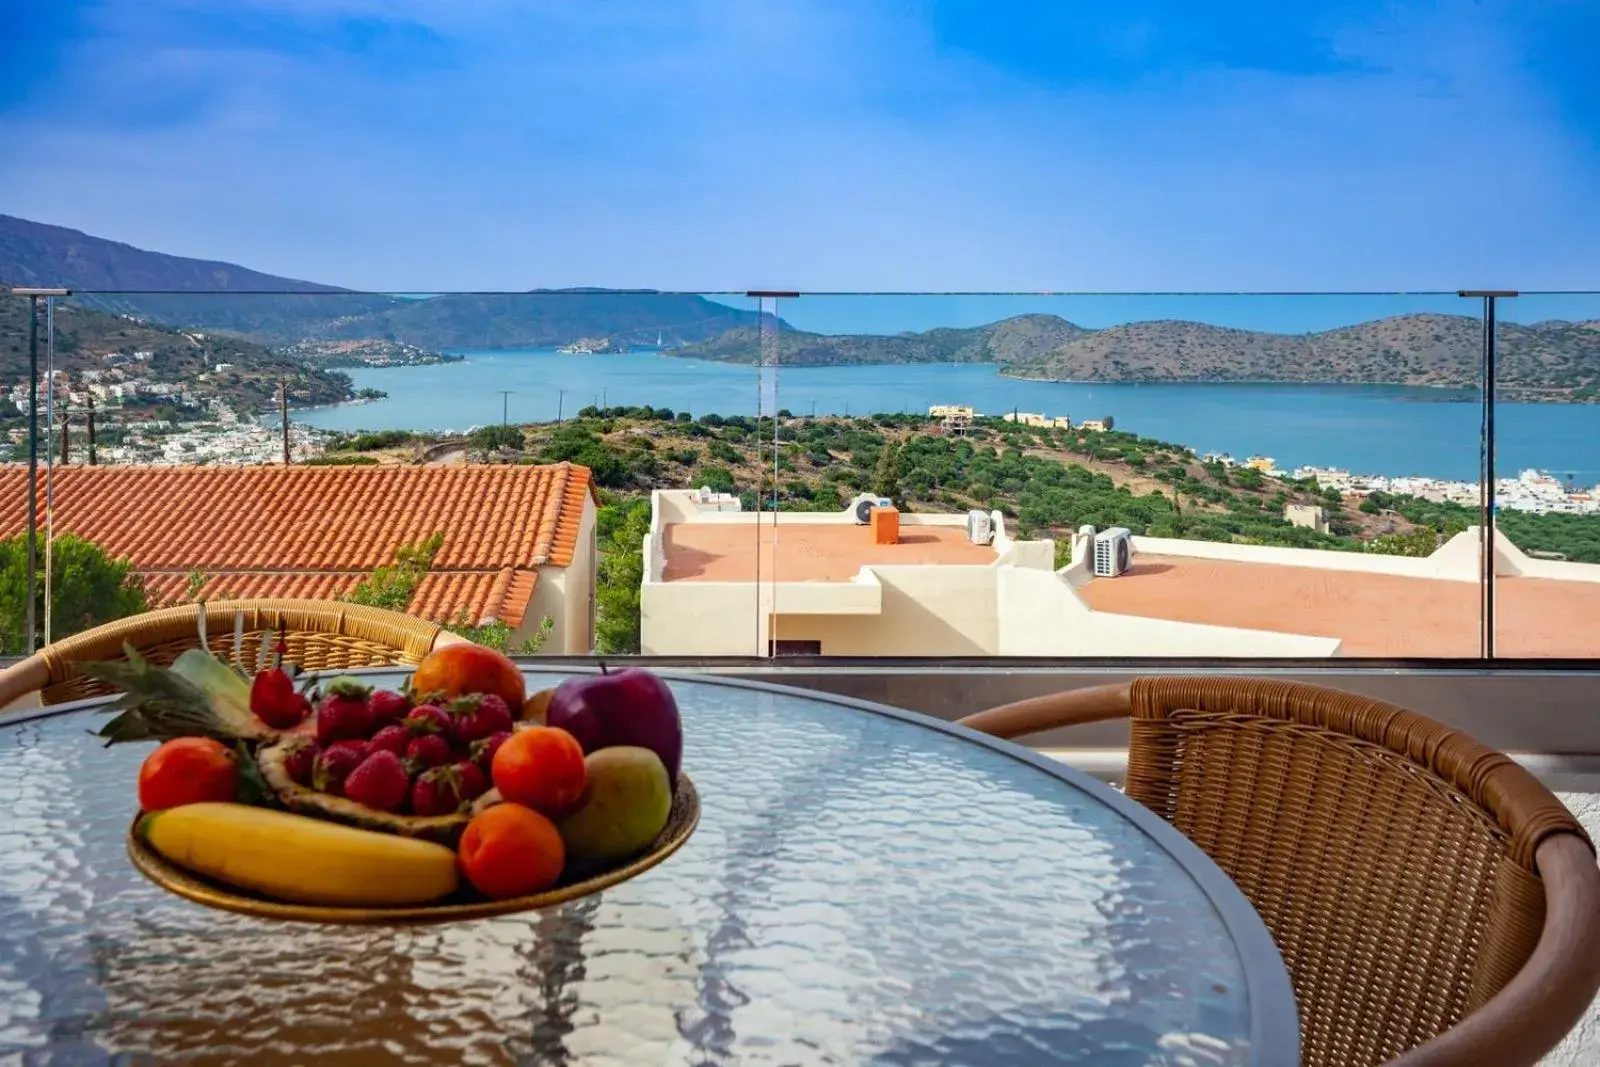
left=1079, top=555, right=1600, bottom=657
left=661, top=523, right=996, bottom=582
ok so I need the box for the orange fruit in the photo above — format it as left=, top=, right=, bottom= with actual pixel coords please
left=410, top=644, right=525, bottom=711
left=138, top=737, right=238, bottom=811
left=457, top=803, right=565, bottom=899
left=491, top=726, right=587, bottom=816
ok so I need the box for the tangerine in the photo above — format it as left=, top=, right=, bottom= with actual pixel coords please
left=410, top=644, right=525, bottom=711
left=491, top=726, right=587, bottom=816
left=138, top=737, right=238, bottom=811
left=457, top=803, right=565, bottom=899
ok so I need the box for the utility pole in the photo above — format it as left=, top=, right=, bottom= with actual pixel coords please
left=498, top=389, right=513, bottom=425
left=86, top=394, right=97, bottom=466
left=556, top=389, right=565, bottom=423
left=58, top=405, right=69, bottom=465
left=13, top=288, right=68, bottom=655
left=279, top=379, right=290, bottom=465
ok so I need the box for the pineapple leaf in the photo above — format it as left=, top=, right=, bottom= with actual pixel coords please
left=81, top=642, right=265, bottom=746
left=233, top=742, right=277, bottom=808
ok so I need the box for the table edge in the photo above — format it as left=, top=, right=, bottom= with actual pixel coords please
left=4, top=664, right=1301, bottom=1063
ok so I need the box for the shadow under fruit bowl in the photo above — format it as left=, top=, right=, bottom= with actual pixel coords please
left=126, top=775, right=700, bottom=925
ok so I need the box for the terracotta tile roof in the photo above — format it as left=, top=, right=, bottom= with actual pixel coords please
left=1078, top=554, right=1600, bottom=658
left=0, top=464, right=594, bottom=626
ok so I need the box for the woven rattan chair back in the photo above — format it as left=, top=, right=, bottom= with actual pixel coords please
left=959, top=676, right=1600, bottom=1067
left=0, top=599, right=461, bottom=709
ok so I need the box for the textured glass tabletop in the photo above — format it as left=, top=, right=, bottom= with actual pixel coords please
left=0, top=670, right=1296, bottom=1066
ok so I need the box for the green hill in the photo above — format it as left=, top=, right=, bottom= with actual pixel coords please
left=0, top=296, right=352, bottom=411
left=672, top=313, right=1600, bottom=397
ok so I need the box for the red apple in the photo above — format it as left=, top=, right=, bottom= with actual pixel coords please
left=545, top=667, right=682, bottom=788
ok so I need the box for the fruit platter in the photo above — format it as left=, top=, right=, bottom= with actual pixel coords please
left=85, top=635, right=698, bottom=924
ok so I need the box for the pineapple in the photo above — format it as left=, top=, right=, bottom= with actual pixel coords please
left=85, top=644, right=472, bottom=844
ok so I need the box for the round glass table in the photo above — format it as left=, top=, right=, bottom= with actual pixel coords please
left=0, top=669, right=1298, bottom=1066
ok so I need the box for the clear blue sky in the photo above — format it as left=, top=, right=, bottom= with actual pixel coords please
left=2, top=1, right=1597, bottom=331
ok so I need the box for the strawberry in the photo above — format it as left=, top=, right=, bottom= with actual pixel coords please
left=368, top=688, right=410, bottom=726
left=312, top=739, right=370, bottom=796
left=404, top=704, right=452, bottom=739
left=370, top=724, right=409, bottom=757
left=450, top=694, right=514, bottom=746
left=410, top=764, right=465, bottom=816
left=343, top=750, right=410, bottom=812
left=405, top=733, right=452, bottom=772
left=250, top=666, right=306, bottom=729
left=454, top=759, right=489, bottom=802
left=315, top=677, right=374, bottom=745
left=410, top=761, right=487, bottom=817
left=283, top=739, right=320, bottom=786
left=469, top=730, right=512, bottom=773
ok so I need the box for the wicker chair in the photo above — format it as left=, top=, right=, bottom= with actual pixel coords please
left=958, top=677, right=1600, bottom=1067
left=0, top=599, right=467, bottom=711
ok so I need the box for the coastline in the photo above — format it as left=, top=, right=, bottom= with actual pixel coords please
left=401, top=351, right=1591, bottom=403
left=994, top=368, right=1593, bottom=402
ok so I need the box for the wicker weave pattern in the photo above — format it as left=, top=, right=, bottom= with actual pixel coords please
left=1124, top=677, right=1588, bottom=1067
left=33, top=600, right=447, bottom=706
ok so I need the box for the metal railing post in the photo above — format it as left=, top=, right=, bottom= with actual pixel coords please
left=11, top=288, right=70, bottom=655
left=1460, top=289, right=1517, bottom=659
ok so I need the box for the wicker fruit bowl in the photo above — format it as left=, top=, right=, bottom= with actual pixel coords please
left=91, top=637, right=696, bottom=924
left=125, top=776, right=699, bottom=924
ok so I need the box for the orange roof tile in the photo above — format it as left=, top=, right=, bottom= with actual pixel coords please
left=0, top=464, right=593, bottom=626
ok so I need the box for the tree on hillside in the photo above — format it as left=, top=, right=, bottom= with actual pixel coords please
left=595, top=496, right=652, bottom=654
left=0, top=533, right=150, bottom=654
left=539, top=423, right=630, bottom=486
left=468, top=424, right=524, bottom=453
left=873, top=442, right=902, bottom=503
left=346, top=532, right=551, bottom=653
left=1363, top=528, right=1442, bottom=558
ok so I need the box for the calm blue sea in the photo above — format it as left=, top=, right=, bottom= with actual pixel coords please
left=286, top=348, right=1600, bottom=484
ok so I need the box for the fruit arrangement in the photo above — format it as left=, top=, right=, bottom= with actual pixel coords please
left=87, top=635, right=690, bottom=915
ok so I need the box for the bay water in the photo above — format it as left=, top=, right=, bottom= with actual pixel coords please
left=287, top=348, right=1600, bottom=484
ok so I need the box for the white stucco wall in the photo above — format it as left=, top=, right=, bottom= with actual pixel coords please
left=520, top=493, right=598, bottom=654
left=638, top=489, right=1359, bottom=657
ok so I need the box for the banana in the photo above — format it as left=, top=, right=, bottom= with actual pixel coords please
left=140, top=803, right=460, bottom=907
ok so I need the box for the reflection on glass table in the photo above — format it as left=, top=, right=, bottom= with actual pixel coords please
left=0, top=671, right=1296, bottom=1066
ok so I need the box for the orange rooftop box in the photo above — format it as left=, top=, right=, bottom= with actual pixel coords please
left=871, top=506, right=900, bottom=545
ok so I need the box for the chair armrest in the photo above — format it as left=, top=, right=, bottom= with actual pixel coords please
left=957, top=682, right=1134, bottom=741
left=0, top=654, right=50, bottom=716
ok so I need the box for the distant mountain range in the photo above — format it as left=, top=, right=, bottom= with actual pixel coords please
left=0, top=215, right=773, bottom=348
left=669, top=312, right=1600, bottom=396
left=4, top=214, right=1598, bottom=397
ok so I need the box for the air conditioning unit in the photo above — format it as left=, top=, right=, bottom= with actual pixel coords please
left=1093, top=527, right=1133, bottom=578
left=965, top=509, right=993, bottom=545
left=852, top=494, right=894, bottom=524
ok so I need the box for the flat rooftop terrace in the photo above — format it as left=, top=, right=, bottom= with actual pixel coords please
left=661, top=523, right=997, bottom=583
left=1078, top=554, right=1600, bottom=657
